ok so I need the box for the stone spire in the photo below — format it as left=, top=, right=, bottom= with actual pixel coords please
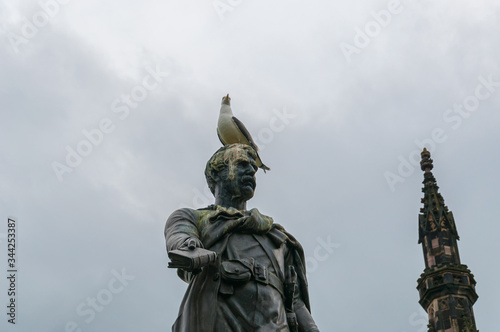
left=417, top=148, right=479, bottom=332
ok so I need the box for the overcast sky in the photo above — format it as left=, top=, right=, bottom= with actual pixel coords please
left=1, top=0, right=499, bottom=331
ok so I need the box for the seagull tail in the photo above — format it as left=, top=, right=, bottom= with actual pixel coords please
left=254, top=150, right=270, bottom=173
left=260, top=164, right=271, bottom=173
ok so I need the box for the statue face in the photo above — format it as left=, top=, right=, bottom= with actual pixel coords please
left=217, top=153, right=257, bottom=201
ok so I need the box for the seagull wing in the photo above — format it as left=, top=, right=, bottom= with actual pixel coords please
left=217, top=127, right=227, bottom=145
left=232, top=116, right=259, bottom=152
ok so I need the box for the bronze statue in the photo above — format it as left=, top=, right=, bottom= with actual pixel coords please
left=164, top=143, right=320, bottom=332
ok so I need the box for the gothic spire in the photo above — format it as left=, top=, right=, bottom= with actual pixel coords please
left=419, top=148, right=459, bottom=245
left=416, top=148, right=479, bottom=332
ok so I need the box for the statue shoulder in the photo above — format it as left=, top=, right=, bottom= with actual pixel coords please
left=168, top=207, right=197, bottom=219
left=165, top=206, right=216, bottom=227
left=165, top=207, right=201, bottom=229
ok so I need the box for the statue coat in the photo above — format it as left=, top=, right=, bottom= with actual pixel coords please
left=165, top=205, right=319, bottom=332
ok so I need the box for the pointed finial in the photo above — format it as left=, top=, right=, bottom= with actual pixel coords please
left=420, top=148, right=433, bottom=172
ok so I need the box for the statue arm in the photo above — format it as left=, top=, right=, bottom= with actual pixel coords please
left=164, top=208, right=203, bottom=252
left=295, top=305, right=319, bottom=332
left=291, top=277, right=320, bottom=332
left=285, top=247, right=320, bottom=332
left=165, top=208, right=205, bottom=282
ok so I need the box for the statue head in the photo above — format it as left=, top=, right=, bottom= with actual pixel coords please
left=205, top=144, right=258, bottom=203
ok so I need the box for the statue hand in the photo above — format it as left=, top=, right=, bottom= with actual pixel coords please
left=168, top=238, right=217, bottom=272
left=236, top=208, right=257, bottom=225
left=235, top=208, right=273, bottom=234
left=179, top=238, right=201, bottom=251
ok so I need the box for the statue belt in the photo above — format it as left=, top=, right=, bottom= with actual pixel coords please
left=219, top=258, right=284, bottom=298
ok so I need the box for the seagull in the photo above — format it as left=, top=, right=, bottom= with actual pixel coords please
left=217, top=94, right=270, bottom=172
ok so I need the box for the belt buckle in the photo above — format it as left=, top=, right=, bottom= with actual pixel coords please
left=254, top=264, right=268, bottom=285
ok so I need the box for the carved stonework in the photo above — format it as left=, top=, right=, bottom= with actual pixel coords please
left=434, top=275, right=443, bottom=286
left=428, top=302, right=435, bottom=317
left=430, top=219, right=437, bottom=232
left=439, top=298, right=449, bottom=311
left=456, top=297, right=465, bottom=310
left=440, top=216, right=447, bottom=229
left=461, top=313, right=476, bottom=332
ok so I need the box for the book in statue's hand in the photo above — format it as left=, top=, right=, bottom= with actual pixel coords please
left=168, top=247, right=218, bottom=270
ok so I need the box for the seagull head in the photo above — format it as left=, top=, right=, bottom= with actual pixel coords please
left=221, top=94, right=231, bottom=106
